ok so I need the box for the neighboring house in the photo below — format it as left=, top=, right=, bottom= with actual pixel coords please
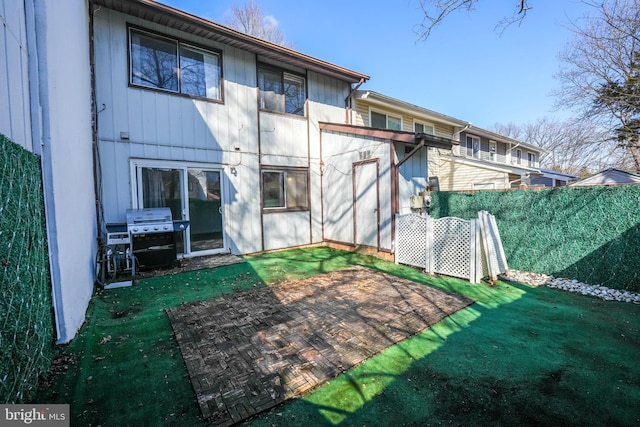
left=453, top=126, right=573, bottom=190
left=531, top=168, right=577, bottom=188
left=351, top=91, right=573, bottom=191
left=349, top=90, right=468, bottom=200
left=91, top=0, right=369, bottom=257
left=570, top=168, right=640, bottom=187
left=318, top=89, right=575, bottom=256
left=0, top=0, right=96, bottom=344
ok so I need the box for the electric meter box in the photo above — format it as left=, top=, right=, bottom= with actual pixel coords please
left=410, top=195, right=424, bottom=209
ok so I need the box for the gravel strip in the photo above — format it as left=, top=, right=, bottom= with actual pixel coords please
left=500, top=270, right=640, bottom=304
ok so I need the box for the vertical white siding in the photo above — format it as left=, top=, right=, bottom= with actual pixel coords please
left=262, top=212, right=310, bottom=250
left=93, top=8, right=352, bottom=255
left=308, top=71, right=350, bottom=244
left=94, top=8, right=265, bottom=254
left=396, top=143, right=428, bottom=214
left=30, top=0, right=95, bottom=343
left=321, top=131, right=393, bottom=251
left=0, top=0, right=32, bottom=150
left=259, top=113, right=308, bottom=167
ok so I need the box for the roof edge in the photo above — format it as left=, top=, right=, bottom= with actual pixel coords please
left=91, top=0, right=370, bottom=84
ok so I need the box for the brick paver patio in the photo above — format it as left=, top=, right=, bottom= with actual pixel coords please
left=166, top=266, right=474, bottom=426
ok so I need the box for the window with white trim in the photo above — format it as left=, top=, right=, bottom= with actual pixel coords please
left=516, top=149, right=522, bottom=165
left=528, top=152, right=536, bottom=167
left=129, top=28, right=221, bottom=100
left=465, top=135, right=481, bottom=159
left=489, top=141, right=497, bottom=162
left=261, top=168, right=309, bottom=210
left=370, top=111, right=401, bottom=130
left=414, top=121, right=435, bottom=135
left=258, top=65, right=306, bottom=116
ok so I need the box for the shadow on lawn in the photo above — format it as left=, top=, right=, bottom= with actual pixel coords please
left=242, top=264, right=640, bottom=427
left=32, top=247, right=640, bottom=427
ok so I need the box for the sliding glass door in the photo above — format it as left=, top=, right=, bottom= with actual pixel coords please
left=187, top=169, right=223, bottom=252
left=134, top=162, right=226, bottom=256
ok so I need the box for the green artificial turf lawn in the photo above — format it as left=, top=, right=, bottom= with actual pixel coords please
left=33, top=247, right=640, bottom=426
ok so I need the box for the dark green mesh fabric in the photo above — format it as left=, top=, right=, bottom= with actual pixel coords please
left=0, top=134, right=53, bottom=403
left=430, top=186, right=640, bottom=292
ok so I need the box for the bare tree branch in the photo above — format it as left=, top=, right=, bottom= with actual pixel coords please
left=415, top=0, right=532, bottom=41
left=492, top=117, right=617, bottom=176
left=224, top=0, right=294, bottom=48
left=555, top=0, right=640, bottom=172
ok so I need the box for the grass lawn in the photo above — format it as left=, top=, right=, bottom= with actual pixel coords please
left=33, top=247, right=640, bottom=426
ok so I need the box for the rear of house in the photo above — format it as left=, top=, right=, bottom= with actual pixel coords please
left=91, top=0, right=369, bottom=258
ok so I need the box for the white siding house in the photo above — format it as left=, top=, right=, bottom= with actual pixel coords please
left=320, top=123, right=454, bottom=254
left=352, top=91, right=574, bottom=191
left=1, top=0, right=96, bottom=344
left=91, top=0, right=369, bottom=258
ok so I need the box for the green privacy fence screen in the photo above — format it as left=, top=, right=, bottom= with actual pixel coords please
left=0, top=134, right=53, bottom=403
left=430, top=185, right=640, bottom=292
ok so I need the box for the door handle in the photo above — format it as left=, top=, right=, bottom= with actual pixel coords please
left=218, top=206, right=223, bottom=215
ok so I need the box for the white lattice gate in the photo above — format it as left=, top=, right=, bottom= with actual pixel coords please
left=395, top=213, right=482, bottom=283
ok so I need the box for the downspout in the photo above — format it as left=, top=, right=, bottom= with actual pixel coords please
left=89, top=3, right=103, bottom=240
left=344, top=78, right=365, bottom=124
left=453, top=123, right=471, bottom=140
left=28, top=0, right=67, bottom=342
left=507, top=141, right=522, bottom=165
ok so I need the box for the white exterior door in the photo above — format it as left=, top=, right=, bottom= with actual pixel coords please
left=354, top=160, right=380, bottom=248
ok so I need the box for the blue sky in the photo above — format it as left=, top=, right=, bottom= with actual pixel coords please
left=160, top=0, right=592, bottom=129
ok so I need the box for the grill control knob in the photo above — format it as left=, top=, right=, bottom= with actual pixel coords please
left=143, top=226, right=149, bottom=231
left=154, top=226, right=159, bottom=230
left=132, top=227, right=138, bottom=232
left=163, top=225, right=168, bottom=230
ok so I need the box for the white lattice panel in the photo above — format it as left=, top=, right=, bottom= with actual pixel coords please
left=395, top=214, right=428, bottom=268
left=395, top=213, right=485, bottom=283
left=432, top=217, right=472, bottom=280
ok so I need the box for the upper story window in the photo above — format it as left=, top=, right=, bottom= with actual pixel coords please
left=528, top=152, right=536, bottom=167
left=371, top=111, right=401, bottom=131
left=516, top=149, right=523, bottom=165
left=489, top=141, right=497, bottom=162
left=414, top=121, right=435, bottom=135
left=465, top=135, right=481, bottom=159
left=258, top=65, right=306, bottom=116
left=129, top=28, right=222, bottom=100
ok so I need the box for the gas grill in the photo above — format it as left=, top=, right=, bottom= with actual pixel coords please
left=126, top=208, right=177, bottom=270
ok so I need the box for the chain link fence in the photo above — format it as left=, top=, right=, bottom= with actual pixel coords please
left=430, top=185, right=640, bottom=292
left=0, top=134, right=53, bottom=403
